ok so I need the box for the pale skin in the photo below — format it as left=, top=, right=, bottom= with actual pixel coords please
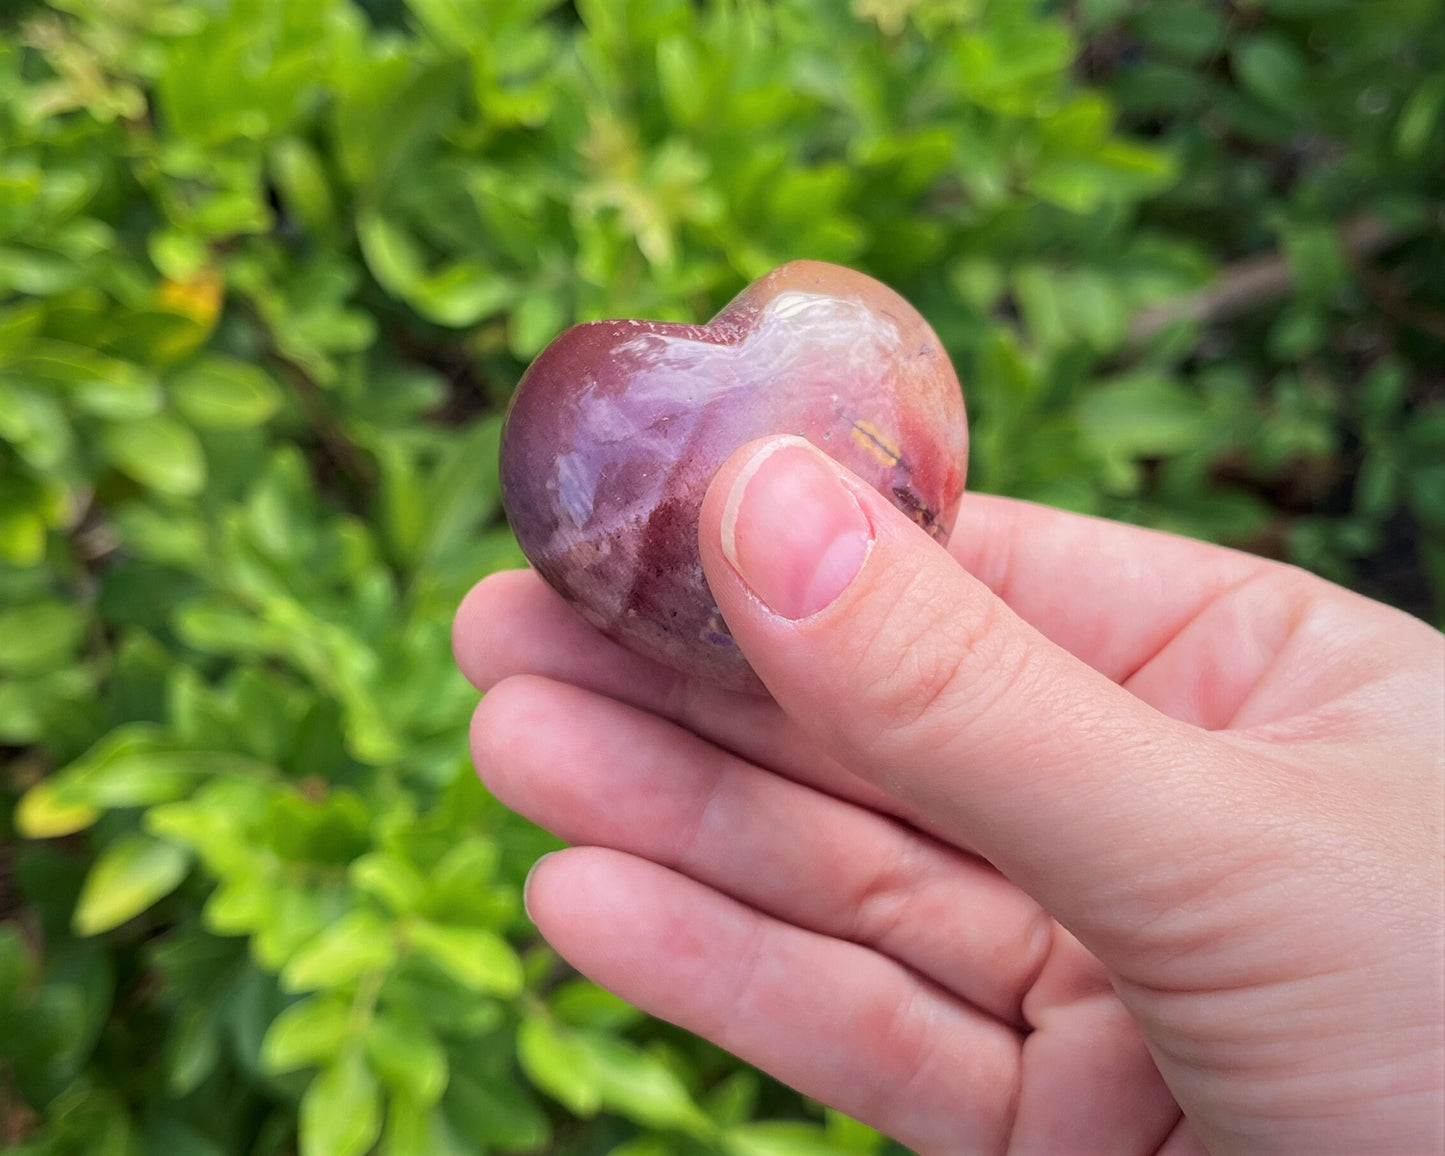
left=454, top=436, right=1445, bottom=1155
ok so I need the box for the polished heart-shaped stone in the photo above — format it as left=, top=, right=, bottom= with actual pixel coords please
left=499, top=260, right=969, bottom=691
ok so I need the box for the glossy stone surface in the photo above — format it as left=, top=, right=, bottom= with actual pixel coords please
left=499, top=260, right=969, bottom=691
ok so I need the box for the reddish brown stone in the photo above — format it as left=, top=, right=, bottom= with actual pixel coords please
left=499, top=260, right=969, bottom=691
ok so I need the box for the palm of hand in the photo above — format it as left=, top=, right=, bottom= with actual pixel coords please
left=455, top=494, right=1444, bottom=1155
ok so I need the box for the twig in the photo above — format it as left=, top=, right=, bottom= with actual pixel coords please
left=268, top=355, right=378, bottom=492
left=1348, top=254, right=1445, bottom=344
left=1127, top=215, right=1402, bottom=347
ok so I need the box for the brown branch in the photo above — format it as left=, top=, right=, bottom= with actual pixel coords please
left=268, top=355, right=378, bottom=493
left=1348, top=254, right=1445, bottom=345
left=1127, top=215, right=1402, bottom=347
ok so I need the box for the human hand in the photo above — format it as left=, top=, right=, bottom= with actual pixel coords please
left=454, top=435, right=1445, bottom=1154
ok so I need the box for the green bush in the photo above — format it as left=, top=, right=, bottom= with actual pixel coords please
left=1, top=1, right=1440, bottom=1153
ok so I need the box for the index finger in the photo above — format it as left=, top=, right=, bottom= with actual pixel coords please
left=454, top=500, right=1278, bottom=784
left=453, top=499, right=1276, bottom=842
left=950, top=493, right=1275, bottom=683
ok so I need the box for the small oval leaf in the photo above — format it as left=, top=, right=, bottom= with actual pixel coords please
left=73, top=832, right=191, bottom=935
left=405, top=921, right=522, bottom=995
left=168, top=355, right=283, bottom=430
left=300, top=1053, right=382, bottom=1156
left=100, top=413, right=206, bottom=496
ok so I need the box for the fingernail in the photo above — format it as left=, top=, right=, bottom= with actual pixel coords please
left=523, top=852, right=553, bottom=922
left=720, top=438, right=872, bottom=620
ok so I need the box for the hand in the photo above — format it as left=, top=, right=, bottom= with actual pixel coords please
left=454, top=436, right=1444, bottom=1154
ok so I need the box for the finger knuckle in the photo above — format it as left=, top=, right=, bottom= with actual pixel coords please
left=847, top=838, right=923, bottom=946
left=857, top=986, right=940, bottom=1122
left=847, top=563, right=1036, bottom=761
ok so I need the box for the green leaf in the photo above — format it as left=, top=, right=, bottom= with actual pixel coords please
left=260, top=995, right=353, bottom=1075
left=550, top=978, right=646, bottom=1031
left=357, top=210, right=514, bottom=326
left=412, top=263, right=515, bottom=328
left=101, top=413, right=206, bottom=496
left=168, top=356, right=283, bottom=429
left=428, top=835, right=501, bottom=893
left=270, top=138, right=337, bottom=234
left=1078, top=374, right=1214, bottom=458
left=364, top=1011, right=448, bottom=1105
left=165, top=1004, right=221, bottom=1096
left=357, top=210, right=425, bottom=295
left=150, top=230, right=211, bottom=281
left=405, top=921, right=522, bottom=995
left=204, top=870, right=272, bottom=936
left=0, top=245, right=83, bottom=295
left=300, top=1053, right=383, bottom=1156
left=516, top=1015, right=602, bottom=1116
left=0, top=598, right=86, bottom=674
left=1233, top=35, right=1309, bottom=116
left=0, top=667, right=93, bottom=749
left=113, top=502, right=208, bottom=569
left=10, top=341, right=163, bottom=419
left=722, top=1121, right=860, bottom=1156
left=0, top=923, right=35, bottom=1004
left=1257, top=0, right=1350, bottom=13
left=1027, top=140, right=1176, bottom=213
left=1060, top=269, right=1128, bottom=352
left=1013, top=266, right=1068, bottom=349
left=517, top=1016, right=711, bottom=1134
left=1396, top=74, right=1445, bottom=159
left=702, top=1071, right=758, bottom=1128
left=0, top=503, right=47, bottom=568
left=174, top=596, right=284, bottom=657
left=350, top=852, right=427, bottom=915
left=1354, top=452, right=1400, bottom=519
left=1078, top=0, right=1133, bottom=29
left=252, top=883, right=331, bottom=974
left=1268, top=305, right=1325, bottom=361
left=263, top=791, right=371, bottom=866
left=282, top=911, right=398, bottom=992
left=508, top=289, right=568, bottom=359
left=405, top=0, right=489, bottom=50
left=73, top=833, right=191, bottom=935
left=657, top=35, right=705, bottom=126
left=29, top=1085, right=134, bottom=1156
left=142, top=1116, right=228, bottom=1156
left=1358, top=359, right=1409, bottom=428
left=948, top=256, right=1005, bottom=313
left=24, top=724, right=244, bottom=817
left=382, top=1095, right=453, bottom=1156
left=65, top=749, right=250, bottom=813
left=608, top=1140, right=680, bottom=1156
left=824, top=1109, right=883, bottom=1150
left=1280, top=222, right=1347, bottom=301
left=442, top=1071, right=552, bottom=1149
left=335, top=56, right=466, bottom=196
left=1406, top=466, right=1445, bottom=533
left=586, top=1032, right=713, bottom=1135
left=1132, top=2, right=1226, bottom=63
left=0, top=384, right=70, bottom=469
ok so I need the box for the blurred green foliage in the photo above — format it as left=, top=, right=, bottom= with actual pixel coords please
left=0, top=0, right=1441, bottom=1153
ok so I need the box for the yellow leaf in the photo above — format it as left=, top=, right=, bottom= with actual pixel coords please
left=16, top=779, right=99, bottom=838
left=156, top=269, right=224, bottom=328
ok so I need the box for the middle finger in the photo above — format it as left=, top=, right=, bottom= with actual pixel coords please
left=471, top=674, right=1055, bottom=1024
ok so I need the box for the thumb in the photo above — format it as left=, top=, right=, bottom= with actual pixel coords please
left=699, top=435, right=1239, bottom=958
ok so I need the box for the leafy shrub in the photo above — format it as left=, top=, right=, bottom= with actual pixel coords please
left=1, top=1, right=1440, bottom=1154
left=1085, top=0, right=1445, bottom=607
